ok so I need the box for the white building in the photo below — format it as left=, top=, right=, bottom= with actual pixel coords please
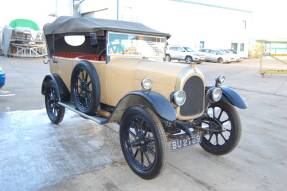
left=75, top=0, right=252, bottom=57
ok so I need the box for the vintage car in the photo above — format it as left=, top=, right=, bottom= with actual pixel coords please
left=41, top=16, right=247, bottom=179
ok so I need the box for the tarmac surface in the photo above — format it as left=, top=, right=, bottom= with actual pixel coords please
left=0, top=56, right=287, bottom=191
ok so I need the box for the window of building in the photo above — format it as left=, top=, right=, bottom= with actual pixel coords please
left=231, top=43, right=238, bottom=53
left=240, top=43, right=245, bottom=51
left=200, top=41, right=205, bottom=49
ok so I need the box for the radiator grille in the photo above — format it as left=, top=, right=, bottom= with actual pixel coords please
left=180, top=76, right=204, bottom=116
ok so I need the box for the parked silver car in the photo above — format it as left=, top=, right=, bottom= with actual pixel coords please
left=199, top=49, right=231, bottom=63
left=165, top=46, right=205, bottom=64
left=218, top=49, right=241, bottom=62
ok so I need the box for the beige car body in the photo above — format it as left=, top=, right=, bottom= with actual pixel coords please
left=50, top=55, right=205, bottom=120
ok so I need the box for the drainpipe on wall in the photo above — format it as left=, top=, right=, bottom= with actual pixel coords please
left=117, top=0, right=119, bottom=20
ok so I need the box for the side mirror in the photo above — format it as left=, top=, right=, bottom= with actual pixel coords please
left=215, top=75, right=226, bottom=87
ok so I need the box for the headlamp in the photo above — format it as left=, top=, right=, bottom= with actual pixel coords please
left=141, top=78, right=152, bottom=91
left=172, top=90, right=186, bottom=106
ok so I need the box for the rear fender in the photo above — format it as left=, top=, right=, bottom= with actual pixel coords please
left=41, top=73, right=70, bottom=101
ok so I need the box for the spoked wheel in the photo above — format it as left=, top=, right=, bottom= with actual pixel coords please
left=73, top=69, right=93, bottom=111
left=200, top=101, right=241, bottom=155
left=120, top=106, right=166, bottom=179
left=71, top=61, right=100, bottom=115
left=45, top=81, right=65, bottom=124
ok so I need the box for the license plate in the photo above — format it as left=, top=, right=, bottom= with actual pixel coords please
left=170, top=134, right=201, bottom=151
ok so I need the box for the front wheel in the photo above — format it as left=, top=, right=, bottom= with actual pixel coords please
left=45, top=81, right=65, bottom=124
left=200, top=101, right=241, bottom=155
left=185, top=56, right=193, bottom=64
left=217, top=57, right=223, bottom=63
left=120, top=106, right=167, bottom=179
left=165, top=54, right=171, bottom=62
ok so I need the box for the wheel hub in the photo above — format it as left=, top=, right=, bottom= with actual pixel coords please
left=80, top=81, right=88, bottom=90
left=210, top=119, right=222, bottom=130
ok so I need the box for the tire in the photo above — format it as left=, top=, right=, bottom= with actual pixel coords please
left=165, top=54, right=171, bottom=62
left=45, top=80, right=65, bottom=124
left=120, top=106, right=167, bottom=179
left=185, top=56, right=193, bottom=64
left=71, top=61, right=100, bottom=115
left=200, top=101, right=241, bottom=155
left=217, top=57, right=223, bottom=63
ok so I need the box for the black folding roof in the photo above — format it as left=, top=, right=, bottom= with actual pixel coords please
left=43, top=16, right=170, bottom=38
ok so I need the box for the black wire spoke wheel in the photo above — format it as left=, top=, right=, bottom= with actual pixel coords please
left=120, top=106, right=166, bottom=179
left=74, top=69, right=93, bottom=111
left=45, top=81, right=65, bottom=124
left=200, top=101, right=241, bottom=155
left=71, top=61, right=100, bottom=115
left=127, top=117, right=156, bottom=169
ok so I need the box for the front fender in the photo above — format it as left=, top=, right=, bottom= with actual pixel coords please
left=221, top=86, right=247, bottom=109
left=109, top=91, right=176, bottom=122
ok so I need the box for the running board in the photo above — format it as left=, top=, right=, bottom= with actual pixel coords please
left=58, top=102, right=108, bottom=125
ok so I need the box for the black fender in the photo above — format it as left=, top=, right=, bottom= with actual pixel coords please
left=221, top=86, right=247, bottom=109
left=41, top=73, right=70, bottom=101
left=109, top=91, right=176, bottom=122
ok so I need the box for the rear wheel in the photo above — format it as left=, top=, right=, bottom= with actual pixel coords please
left=71, top=61, right=100, bottom=115
left=120, top=106, right=167, bottom=179
left=45, top=81, right=65, bottom=124
left=200, top=101, right=241, bottom=155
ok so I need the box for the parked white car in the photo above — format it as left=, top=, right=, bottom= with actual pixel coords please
left=199, top=49, right=231, bottom=63
left=165, top=46, right=205, bottom=64
left=218, top=49, right=241, bottom=62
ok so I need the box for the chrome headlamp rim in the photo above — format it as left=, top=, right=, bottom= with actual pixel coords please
left=211, top=87, right=222, bottom=102
left=141, top=78, right=152, bottom=91
left=172, top=90, right=186, bottom=106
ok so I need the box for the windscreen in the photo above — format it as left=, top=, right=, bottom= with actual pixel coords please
left=107, top=32, right=166, bottom=59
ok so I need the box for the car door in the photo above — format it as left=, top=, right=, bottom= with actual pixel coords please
left=176, top=47, right=187, bottom=60
left=200, top=49, right=211, bottom=61
left=170, top=47, right=181, bottom=59
left=209, top=50, right=218, bottom=62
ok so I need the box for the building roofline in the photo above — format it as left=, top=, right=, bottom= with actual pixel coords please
left=257, top=39, right=287, bottom=44
left=172, top=0, right=252, bottom=13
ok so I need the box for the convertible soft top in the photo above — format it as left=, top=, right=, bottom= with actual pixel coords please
left=43, top=16, right=170, bottom=38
